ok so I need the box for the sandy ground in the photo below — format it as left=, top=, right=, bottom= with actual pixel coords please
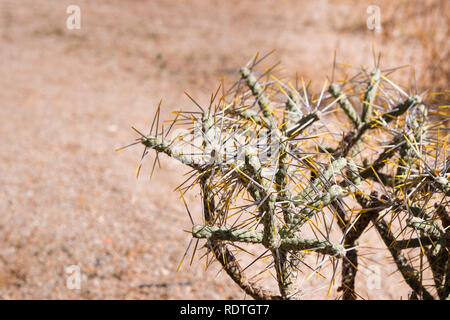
left=0, top=0, right=447, bottom=299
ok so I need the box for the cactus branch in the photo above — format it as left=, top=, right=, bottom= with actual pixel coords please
left=328, top=83, right=361, bottom=128
left=122, top=57, right=448, bottom=300
left=240, top=67, right=276, bottom=129
left=361, top=69, right=381, bottom=124
left=374, top=217, right=434, bottom=300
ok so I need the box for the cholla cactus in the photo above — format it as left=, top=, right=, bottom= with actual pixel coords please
left=119, top=53, right=449, bottom=300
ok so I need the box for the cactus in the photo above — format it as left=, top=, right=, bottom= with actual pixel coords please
left=118, top=54, right=449, bottom=300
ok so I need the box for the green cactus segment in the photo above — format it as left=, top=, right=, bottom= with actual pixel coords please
left=275, top=142, right=297, bottom=226
left=285, top=92, right=300, bottom=113
left=407, top=205, right=442, bottom=231
left=407, top=217, right=444, bottom=240
left=276, top=108, right=302, bottom=298
left=192, top=225, right=262, bottom=243
left=328, top=83, right=361, bottom=128
left=260, top=194, right=281, bottom=250
left=289, top=184, right=348, bottom=233
left=241, top=146, right=294, bottom=295
left=361, top=69, right=381, bottom=124
left=275, top=250, right=299, bottom=299
left=243, top=150, right=281, bottom=250
left=202, top=112, right=221, bottom=144
left=280, top=237, right=344, bottom=257
left=230, top=108, right=272, bottom=127
left=395, top=104, right=427, bottom=189
left=240, top=67, right=276, bottom=128
left=347, top=159, right=361, bottom=191
left=141, top=135, right=206, bottom=170
left=284, top=93, right=302, bottom=129
left=294, top=158, right=347, bottom=203
left=191, top=225, right=344, bottom=257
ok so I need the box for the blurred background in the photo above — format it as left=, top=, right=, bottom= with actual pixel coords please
left=0, top=0, right=448, bottom=299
